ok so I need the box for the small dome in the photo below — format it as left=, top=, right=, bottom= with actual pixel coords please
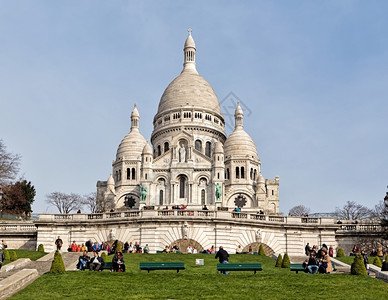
left=107, top=174, right=115, bottom=186
left=131, top=104, right=140, bottom=118
left=142, top=142, right=152, bottom=155
left=214, top=141, right=224, bottom=153
left=184, top=34, right=196, bottom=49
left=224, top=128, right=258, bottom=158
left=258, top=172, right=265, bottom=183
left=116, top=130, right=147, bottom=160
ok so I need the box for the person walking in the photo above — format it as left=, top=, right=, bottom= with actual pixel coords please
left=0, top=245, right=5, bottom=270
left=55, top=236, right=63, bottom=251
left=215, top=246, right=229, bottom=274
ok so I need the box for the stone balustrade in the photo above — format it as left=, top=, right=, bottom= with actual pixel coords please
left=35, top=211, right=360, bottom=227
left=0, top=222, right=37, bottom=232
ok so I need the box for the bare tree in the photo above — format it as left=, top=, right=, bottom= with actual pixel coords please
left=369, top=200, right=386, bottom=220
left=82, top=192, right=98, bottom=213
left=46, top=192, right=83, bottom=214
left=289, top=205, right=310, bottom=216
left=0, top=140, right=21, bottom=185
left=334, top=201, right=372, bottom=220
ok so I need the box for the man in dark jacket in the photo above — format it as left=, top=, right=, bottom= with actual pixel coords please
left=76, top=250, right=90, bottom=271
left=0, top=247, right=5, bottom=270
left=89, top=251, right=104, bottom=271
left=215, top=246, right=229, bottom=274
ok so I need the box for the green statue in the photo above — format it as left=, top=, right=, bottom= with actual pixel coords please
left=215, top=183, right=221, bottom=201
left=139, top=184, right=147, bottom=202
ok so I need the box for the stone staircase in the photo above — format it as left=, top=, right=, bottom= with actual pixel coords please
left=0, top=251, right=79, bottom=299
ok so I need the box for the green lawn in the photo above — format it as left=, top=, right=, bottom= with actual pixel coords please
left=2, top=249, right=47, bottom=265
left=10, top=253, right=388, bottom=299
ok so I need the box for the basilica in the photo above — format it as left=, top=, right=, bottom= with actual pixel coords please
left=97, top=32, right=279, bottom=213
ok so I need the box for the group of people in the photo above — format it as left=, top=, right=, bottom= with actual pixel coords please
left=76, top=250, right=125, bottom=272
left=305, top=243, right=334, bottom=257
left=303, top=243, right=334, bottom=274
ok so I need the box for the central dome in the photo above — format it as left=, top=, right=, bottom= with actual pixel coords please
left=157, top=69, right=221, bottom=115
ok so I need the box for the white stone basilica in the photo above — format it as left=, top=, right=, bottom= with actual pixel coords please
left=97, top=32, right=279, bottom=213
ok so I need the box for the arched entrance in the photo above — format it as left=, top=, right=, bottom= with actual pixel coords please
left=170, top=239, right=204, bottom=253
left=242, top=242, right=275, bottom=256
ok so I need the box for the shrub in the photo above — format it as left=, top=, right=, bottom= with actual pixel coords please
left=281, top=253, right=290, bottom=268
left=373, top=256, right=382, bottom=268
left=275, top=254, right=283, bottom=267
left=115, top=242, right=122, bottom=253
left=258, top=244, right=265, bottom=256
left=336, top=248, right=345, bottom=257
left=10, top=251, right=18, bottom=262
left=101, top=252, right=108, bottom=261
left=38, top=244, right=45, bottom=252
left=3, top=249, right=10, bottom=260
left=49, top=250, right=65, bottom=273
left=351, top=254, right=367, bottom=275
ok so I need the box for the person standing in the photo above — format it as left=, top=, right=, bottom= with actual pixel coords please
left=215, top=246, right=229, bottom=274
left=0, top=245, right=5, bottom=270
left=361, top=249, right=369, bottom=275
left=55, top=236, right=63, bottom=251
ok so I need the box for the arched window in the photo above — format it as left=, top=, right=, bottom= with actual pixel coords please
left=179, top=176, right=186, bottom=198
left=235, top=167, right=240, bottom=179
left=127, top=168, right=130, bottom=180
left=226, top=168, right=230, bottom=180
left=131, top=168, right=136, bottom=180
left=157, top=145, right=161, bottom=156
left=217, top=172, right=220, bottom=179
left=253, top=169, right=257, bottom=181
left=118, top=169, right=121, bottom=181
left=164, top=142, right=169, bottom=152
left=205, top=141, right=211, bottom=157
left=195, top=139, right=202, bottom=152
left=250, top=168, right=253, bottom=180
left=115, top=171, right=119, bottom=182
left=201, top=189, right=205, bottom=205
left=241, top=167, right=245, bottom=179
left=145, top=173, right=148, bottom=180
left=159, top=190, right=164, bottom=205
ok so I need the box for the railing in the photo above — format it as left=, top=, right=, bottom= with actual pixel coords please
left=301, top=217, right=319, bottom=224
left=0, top=223, right=37, bottom=232
left=36, top=212, right=381, bottom=231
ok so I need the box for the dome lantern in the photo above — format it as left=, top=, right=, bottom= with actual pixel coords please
left=183, top=28, right=198, bottom=74
left=131, top=104, right=140, bottom=131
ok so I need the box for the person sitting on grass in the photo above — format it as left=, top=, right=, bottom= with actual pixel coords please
left=143, top=244, right=149, bottom=254
left=89, top=251, right=104, bottom=271
left=381, top=258, right=388, bottom=271
left=76, top=250, right=90, bottom=271
left=305, top=251, right=319, bottom=274
left=172, top=243, right=179, bottom=253
left=162, top=245, right=170, bottom=253
left=112, top=251, right=125, bottom=272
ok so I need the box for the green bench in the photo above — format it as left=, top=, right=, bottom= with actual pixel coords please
left=139, top=262, right=185, bottom=273
left=217, top=263, right=263, bottom=274
left=290, top=263, right=337, bottom=274
left=103, top=262, right=113, bottom=271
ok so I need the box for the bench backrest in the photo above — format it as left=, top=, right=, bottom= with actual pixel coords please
left=140, top=262, right=184, bottom=268
left=217, top=263, right=262, bottom=269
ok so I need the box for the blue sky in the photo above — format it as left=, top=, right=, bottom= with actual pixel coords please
left=1, top=0, right=387, bottom=214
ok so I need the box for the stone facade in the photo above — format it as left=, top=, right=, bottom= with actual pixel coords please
left=97, top=32, right=279, bottom=214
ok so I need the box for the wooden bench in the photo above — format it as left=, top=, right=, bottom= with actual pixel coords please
left=290, top=263, right=337, bottom=274
left=139, top=262, right=185, bottom=273
left=217, top=263, right=263, bottom=274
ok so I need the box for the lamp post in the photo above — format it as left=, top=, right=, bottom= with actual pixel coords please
left=0, top=187, right=3, bottom=218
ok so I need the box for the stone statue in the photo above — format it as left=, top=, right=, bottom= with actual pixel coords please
left=109, top=228, right=117, bottom=241
left=139, top=184, right=147, bottom=202
left=179, top=144, right=186, bottom=162
left=215, top=183, right=221, bottom=201
left=182, top=221, right=189, bottom=239
left=256, top=229, right=261, bottom=243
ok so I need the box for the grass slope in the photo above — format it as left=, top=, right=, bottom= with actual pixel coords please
left=2, top=249, right=47, bottom=265
left=10, top=253, right=388, bottom=299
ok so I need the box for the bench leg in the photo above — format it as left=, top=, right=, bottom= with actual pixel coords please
left=254, top=270, right=256, bottom=274
left=177, top=269, right=179, bottom=273
left=147, top=270, right=150, bottom=273
left=296, top=271, right=298, bottom=274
